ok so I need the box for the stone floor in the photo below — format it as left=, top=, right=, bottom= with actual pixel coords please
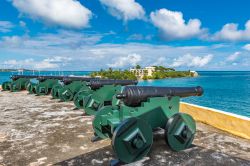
left=0, top=91, right=249, bottom=166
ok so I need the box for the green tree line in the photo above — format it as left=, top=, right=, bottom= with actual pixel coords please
left=91, top=66, right=193, bottom=80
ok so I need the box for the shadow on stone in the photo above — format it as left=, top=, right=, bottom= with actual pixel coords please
left=56, top=133, right=250, bottom=166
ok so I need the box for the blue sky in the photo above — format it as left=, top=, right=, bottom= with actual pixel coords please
left=0, top=0, right=250, bottom=71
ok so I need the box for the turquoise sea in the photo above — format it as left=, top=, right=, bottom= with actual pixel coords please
left=0, top=71, right=249, bottom=117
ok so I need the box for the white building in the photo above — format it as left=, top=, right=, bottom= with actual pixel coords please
left=130, top=66, right=156, bottom=78
left=190, top=71, right=199, bottom=77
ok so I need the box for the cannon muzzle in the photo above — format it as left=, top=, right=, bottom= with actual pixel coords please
left=89, top=79, right=138, bottom=90
left=116, top=86, right=204, bottom=106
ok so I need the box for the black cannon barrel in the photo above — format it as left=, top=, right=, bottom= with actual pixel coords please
left=89, top=79, right=138, bottom=90
left=11, top=75, right=40, bottom=81
left=62, top=77, right=99, bottom=85
left=11, top=75, right=100, bottom=82
left=37, top=75, right=67, bottom=81
left=116, top=86, right=204, bottom=107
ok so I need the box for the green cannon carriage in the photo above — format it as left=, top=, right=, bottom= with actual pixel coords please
left=92, top=86, right=203, bottom=164
left=2, top=75, right=39, bottom=92
left=35, top=76, right=65, bottom=96
left=27, top=82, right=39, bottom=94
left=51, top=84, right=63, bottom=99
left=51, top=77, right=98, bottom=100
left=81, top=79, right=138, bottom=115
left=56, top=77, right=99, bottom=102
left=2, top=81, right=11, bottom=91
left=73, top=79, right=137, bottom=110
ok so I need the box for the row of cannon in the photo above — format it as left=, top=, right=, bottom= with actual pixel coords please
left=2, top=75, right=204, bottom=165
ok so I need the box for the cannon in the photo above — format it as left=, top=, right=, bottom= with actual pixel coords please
left=5, top=75, right=40, bottom=92
left=27, top=76, right=64, bottom=94
left=51, top=77, right=88, bottom=99
left=82, top=79, right=138, bottom=115
left=92, top=86, right=203, bottom=164
left=35, top=76, right=66, bottom=96
left=73, top=87, right=93, bottom=109
left=2, top=81, right=11, bottom=91
left=51, top=84, right=63, bottom=99
left=74, top=79, right=137, bottom=109
left=27, top=82, right=38, bottom=94
left=52, top=77, right=98, bottom=101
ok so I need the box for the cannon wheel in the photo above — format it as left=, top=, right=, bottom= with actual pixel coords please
left=60, top=88, right=74, bottom=102
left=164, top=113, right=196, bottom=151
left=2, top=82, right=11, bottom=91
left=92, top=106, right=114, bottom=139
left=112, top=117, right=153, bottom=164
left=73, top=90, right=92, bottom=109
left=25, top=81, right=30, bottom=90
left=10, top=82, right=21, bottom=92
left=81, top=95, right=95, bottom=115
left=36, top=85, right=49, bottom=95
left=73, top=92, right=85, bottom=109
left=32, top=85, right=37, bottom=94
left=26, top=83, right=32, bottom=94
left=51, top=85, right=62, bottom=99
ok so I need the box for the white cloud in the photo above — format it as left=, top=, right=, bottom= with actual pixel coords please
left=44, top=56, right=72, bottom=63
left=0, top=36, right=23, bottom=47
left=150, top=9, right=204, bottom=40
left=2, top=56, right=72, bottom=70
left=108, top=53, right=141, bottom=68
left=0, top=21, right=14, bottom=33
left=152, top=57, right=166, bottom=66
left=243, top=44, right=250, bottom=51
left=34, top=60, right=59, bottom=69
left=226, top=52, right=241, bottom=62
left=2, top=31, right=245, bottom=70
left=212, top=20, right=250, bottom=41
left=127, top=34, right=152, bottom=41
left=0, top=30, right=102, bottom=49
left=0, top=38, right=216, bottom=70
left=11, top=0, right=92, bottom=29
left=171, top=54, right=213, bottom=67
left=127, top=34, right=144, bottom=40
left=99, top=0, right=145, bottom=22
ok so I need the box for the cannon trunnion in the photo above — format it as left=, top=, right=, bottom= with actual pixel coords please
left=92, top=85, right=203, bottom=164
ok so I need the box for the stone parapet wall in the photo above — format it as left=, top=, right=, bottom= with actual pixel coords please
left=180, top=102, right=250, bottom=140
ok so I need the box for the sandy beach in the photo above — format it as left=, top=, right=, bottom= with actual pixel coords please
left=0, top=90, right=250, bottom=166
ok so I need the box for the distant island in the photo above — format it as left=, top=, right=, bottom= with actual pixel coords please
left=91, top=65, right=198, bottom=80
left=0, top=69, right=36, bottom=72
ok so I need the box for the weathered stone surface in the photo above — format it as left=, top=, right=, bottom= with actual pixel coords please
left=0, top=91, right=249, bottom=166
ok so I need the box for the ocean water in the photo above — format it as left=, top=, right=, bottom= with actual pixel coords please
left=0, top=71, right=249, bottom=117
left=139, top=71, right=250, bottom=117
